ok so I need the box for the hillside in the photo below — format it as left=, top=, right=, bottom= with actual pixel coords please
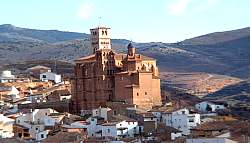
left=181, top=27, right=250, bottom=45
left=205, top=80, right=250, bottom=104
left=0, top=24, right=250, bottom=79
left=204, top=80, right=250, bottom=118
left=160, top=72, right=241, bottom=97
left=0, top=24, right=89, bottom=43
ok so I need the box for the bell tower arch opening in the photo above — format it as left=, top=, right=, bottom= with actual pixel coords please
left=90, top=27, right=111, bottom=54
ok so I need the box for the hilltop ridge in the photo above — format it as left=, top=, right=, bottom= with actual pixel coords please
left=0, top=24, right=250, bottom=79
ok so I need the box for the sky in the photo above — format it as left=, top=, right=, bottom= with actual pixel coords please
left=0, top=0, right=249, bottom=43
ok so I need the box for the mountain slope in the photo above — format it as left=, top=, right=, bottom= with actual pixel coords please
left=173, top=33, right=250, bottom=78
left=0, top=24, right=250, bottom=79
left=181, top=27, right=250, bottom=45
left=204, top=80, right=250, bottom=109
left=0, top=24, right=89, bottom=43
left=160, top=72, right=241, bottom=97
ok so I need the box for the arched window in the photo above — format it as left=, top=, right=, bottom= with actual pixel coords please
left=109, top=94, right=112, bottom=101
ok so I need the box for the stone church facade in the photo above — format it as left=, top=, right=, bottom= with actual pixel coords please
left=71, top=27, right=161, bottom=113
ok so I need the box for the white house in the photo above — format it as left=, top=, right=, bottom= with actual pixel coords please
left=15, top=108, right=63, bottom=141
left=40, top=72, right=61, bottom=84
left=186, top=138, right=237, bottom=143
left=84, top=115, right=139, bottom=140
left=27, top=94, right=46, bottom=103
left=162, top=108, right=200, bottom=135
left=7, top=86, right=20, bottom=99
left=0, top=86, right=20, bottom=99
left=0, top=114, right=15, bottom=138
left=195, top=101, right=225, bottom=112
left=101, top=117, right=139, bottom=139
left=35, top=130, right=49, bottom=141
left=86, top=117, right=103, bottom=138
left=0, top=70, right=15, bottom=83
left=171, top=130, right=182, bottom=140
left=59, top=94, right=71, bottom=101
left=150, top=111, right=162, bottom=122
left=68, top=116, right=105, bottom=138
left=92, top=107, right=111, bottom=121
left=16, top=108, right=59, bottom=126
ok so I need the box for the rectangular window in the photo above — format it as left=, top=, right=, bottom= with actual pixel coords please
left=189, top=119, right=194, bottom=122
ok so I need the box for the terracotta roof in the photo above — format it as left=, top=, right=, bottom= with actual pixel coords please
left=109, top=115, right=137, bottom=122
left=27, top=65, right=51, bottom=70
left=75, top=54, right=96, bottom=62
left=64, top=114, right=84, bottom=123
left=14, top=124, right=29, bottom=129
left=0, top=138, right=26, bottom=143
left=138, top=112, right=155, bottom=118
left=76, top=52, right=155, bottom=63
left=101, top=121, right=120, bottom=126
left=43, top=131, right=84, bottom=143
left=192, top=121, right=230, bottom=131
left=52, top=89, right=71, bottom=96
left=86, top=136, right=116, bottom=142
left=101, top=115, right=137, bottom=126
left=155, top=106, right=196, bottom=114
left=33, top=84, right=65, bottom=95
left=49, top=113, right=65, bottom=117
left=106, top=101, right=134, bottom=109
left=157, top=123, right=181, bottom=133
left=152, top=106, right=184, bottom=114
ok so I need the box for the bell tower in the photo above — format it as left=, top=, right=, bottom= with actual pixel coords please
left=90, top=27, right=111, bottom=54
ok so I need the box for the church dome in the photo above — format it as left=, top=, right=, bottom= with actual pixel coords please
left=127, top=42, right=135, bottom=49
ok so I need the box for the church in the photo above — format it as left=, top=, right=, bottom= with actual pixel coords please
left=71, top=26, right=162, bottom=113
